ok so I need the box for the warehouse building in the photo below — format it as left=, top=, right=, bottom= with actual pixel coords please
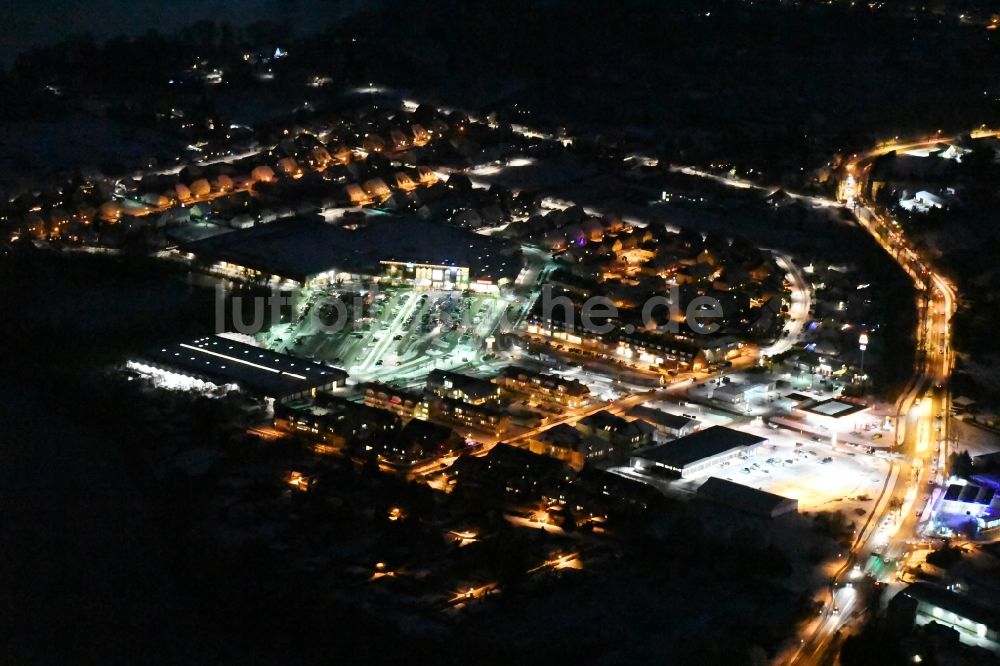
left=133, top=335, right=347, bottom=401
left=795, top=397, right=869, bottom=433
left=696, top=477, right=798, bottom=518
left=630, top=425, right=766, bottom=478
left=710, top=379, right=776, bottom=404
left=891, top=583, right=1000, bottom=654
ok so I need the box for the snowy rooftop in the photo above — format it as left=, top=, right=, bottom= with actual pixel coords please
left=141, top=335, right=347, bottom=398
left=182, top=217, right=521, bottom=283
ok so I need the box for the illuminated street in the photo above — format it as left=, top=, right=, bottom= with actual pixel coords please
left=6, top=4, right=1000, bottom=664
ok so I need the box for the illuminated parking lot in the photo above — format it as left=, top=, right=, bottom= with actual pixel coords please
left=612, top=417, right=892, bottom=517
left=679, top=423, right=892, bottom=513
left=267, top=287, right=518, bottom=382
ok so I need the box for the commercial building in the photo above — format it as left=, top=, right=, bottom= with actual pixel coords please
left=891, top=583, right=1000, bottom=654
left=936, top=482, right=1000, bottom=535
left=380, top=260, right=470, bottom=291
left=630, top=425, right=766, bottom=478
left=695, top=477, right=798, bottom=518
left=778, top=349, right=848, bottom=377
left=179, top=217, right=521, bottom=291
left=973, top=451, right=1000, bottom=469
left=710, top=379, right=776, bottom=404
left=133, top=335, right=347, bottom=401
left=941, top=482, right=997, bottom=515
left=795, top=397, right=869, bottom=433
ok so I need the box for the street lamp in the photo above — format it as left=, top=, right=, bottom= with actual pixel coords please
left=859, top=333, right=869, bottom=379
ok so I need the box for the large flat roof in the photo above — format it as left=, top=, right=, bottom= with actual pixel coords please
left=697, top=477, right=797, bottom=517
left=140, top=335, right=347, bottom=398
left=943, top=483, right=995, bottom=505
left=799, top=398, right=866, bottom=419
left=634, top=425, right=766, bottom=469
left=713, top=379, right=773, bottom=399
left=902, top=582, right=1000, bottom=628
left=181, top=217, right=521, bottom=283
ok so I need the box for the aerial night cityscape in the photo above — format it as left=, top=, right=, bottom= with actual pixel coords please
left=4, top=1, right=1000, bottom=664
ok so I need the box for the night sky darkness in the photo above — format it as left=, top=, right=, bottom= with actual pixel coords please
left=0, top=0, right=369, bottom=64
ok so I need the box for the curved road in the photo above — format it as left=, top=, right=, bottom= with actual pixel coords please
left=786, top=130, right=998, bottom=665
